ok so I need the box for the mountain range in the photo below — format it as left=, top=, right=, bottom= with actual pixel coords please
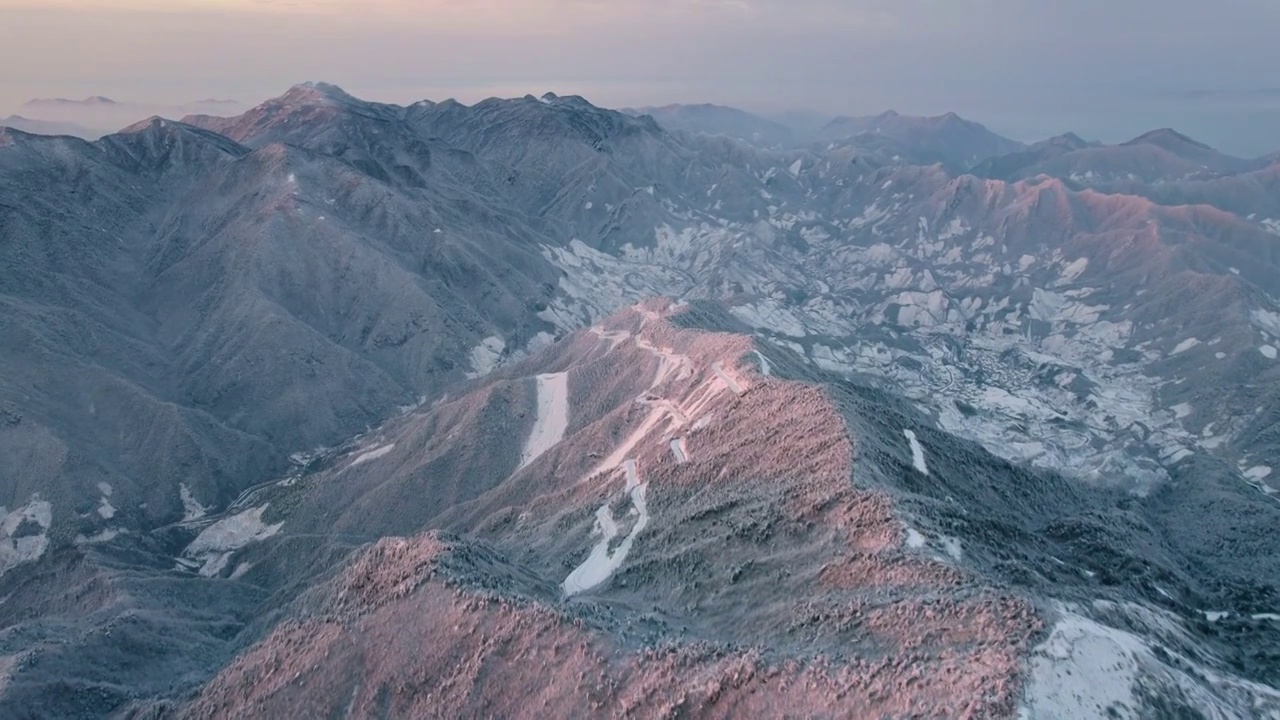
left=5, top=97, right=247, bottom=141
left=620, top=103, right=797, bottom=148
left=2, top=82, right=1279, bottom=718
left=0, top=115, right=99, bottom=139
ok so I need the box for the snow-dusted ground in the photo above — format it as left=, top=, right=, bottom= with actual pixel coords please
left=589, top=325, right=632, bottom=351
left=753, top=350, right=773, bottom=377
left=565, top=318, right=729, bottom=594
left=0, top=497, right=52, bottom=576
left=1018, top=611, right=1154, bottom=719
left=531, top=208, right=1280, bottom=707
left=95, top=483, right=116, bottom=520
left=536, top=202, right=1279, bottom=498
left=1019, top=606, right=1280, bottom=719
left=350, top=443, right=395, bottom=468
left=669, top=437, right=689, bottom=463
left=635, top=334, right=691, bottom=390
left=586, top=405, right=669, bottom=483
left=563, top=460, right=650, bottom=596
left=903, top=429, right=929, bottom=475
left=519, top=372, right=569, bottom=469
left=180, top=483, right=208, bottom=523
left=940, top=535, right=962, bottom=561
left=75, top=528, right=124, bottom=545
left=711, top=361, right=744, bottom=395
left=185, top=505, right=284, bottom=577
left=465, top=335, right=506, bottom=379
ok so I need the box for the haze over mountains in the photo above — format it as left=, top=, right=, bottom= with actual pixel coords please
left=3, top=96, right=247, bottom=140
left=2, top=83, right=1280, bottom=718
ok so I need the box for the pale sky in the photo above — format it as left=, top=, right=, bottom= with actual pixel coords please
left=2, top=0, right=1279, bottom=154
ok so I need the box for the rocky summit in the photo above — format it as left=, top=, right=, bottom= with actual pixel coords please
left=2, top=84, right=1280, bottom=719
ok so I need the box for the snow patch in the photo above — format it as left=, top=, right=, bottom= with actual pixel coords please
left=788, top=158, right=803, bottom=177
left=1059, top=257, right=1088, bottom=282
left=1244, top=466, right=1272, bottom=481
left=187, top=505, right=283, bottom=555
left=96, top=498, right=116, bottom=520
left=350, top=443, right=395, bottom=468
left=904, top=527, right=926, bottom=549
left=180, top=484, right=208, bottom=523
left=1019, top=612, right=1143, bottom=719
left=519, top=373, right=569, bottom=469
left=185, top=505, right=283, bottom=577
left=563, top=465, right=649, bottom=596
left=1171, top=403, right=1192, bottom=420
left=1021, top=607, right=1280, bottom=719
left=711, top=361, right=744, bottom=395
left=465, top=336, right=506, bottom=379
left=903, top=429, right=929, bottom=475
left=1171, top=338, right=1200, bottom=355
left=753, top=350, right=773, bottom=377
left=1260, top=345, right=1277, bottom=360
left=199, top=552, right=232, bottom=578
left=75, top=528, right=124, bottom=545
left=669, top=437, right=688, bottom=464
left=0, top=498, right=52, bottom=576
left=940, top=536, right=963, bottom=561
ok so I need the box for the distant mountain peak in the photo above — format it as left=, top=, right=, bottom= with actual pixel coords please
left=1040, top=132, right=1090, bottom=150
left=119, top=115, right=171, bottom=133
left=1125, top=127, right=1214, bottom=151
left=536, top=92, right=597, bottom=111
left=626, top=102, right=795, bottom=147
left=23, top=95, right=118, bottom=107
left=818, top=109, right=1023, bottom=168
left=280, top=81, right=357, bottom=106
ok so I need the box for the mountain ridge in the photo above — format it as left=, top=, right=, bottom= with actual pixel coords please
left=2, top=82, right=1279, bottom=718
